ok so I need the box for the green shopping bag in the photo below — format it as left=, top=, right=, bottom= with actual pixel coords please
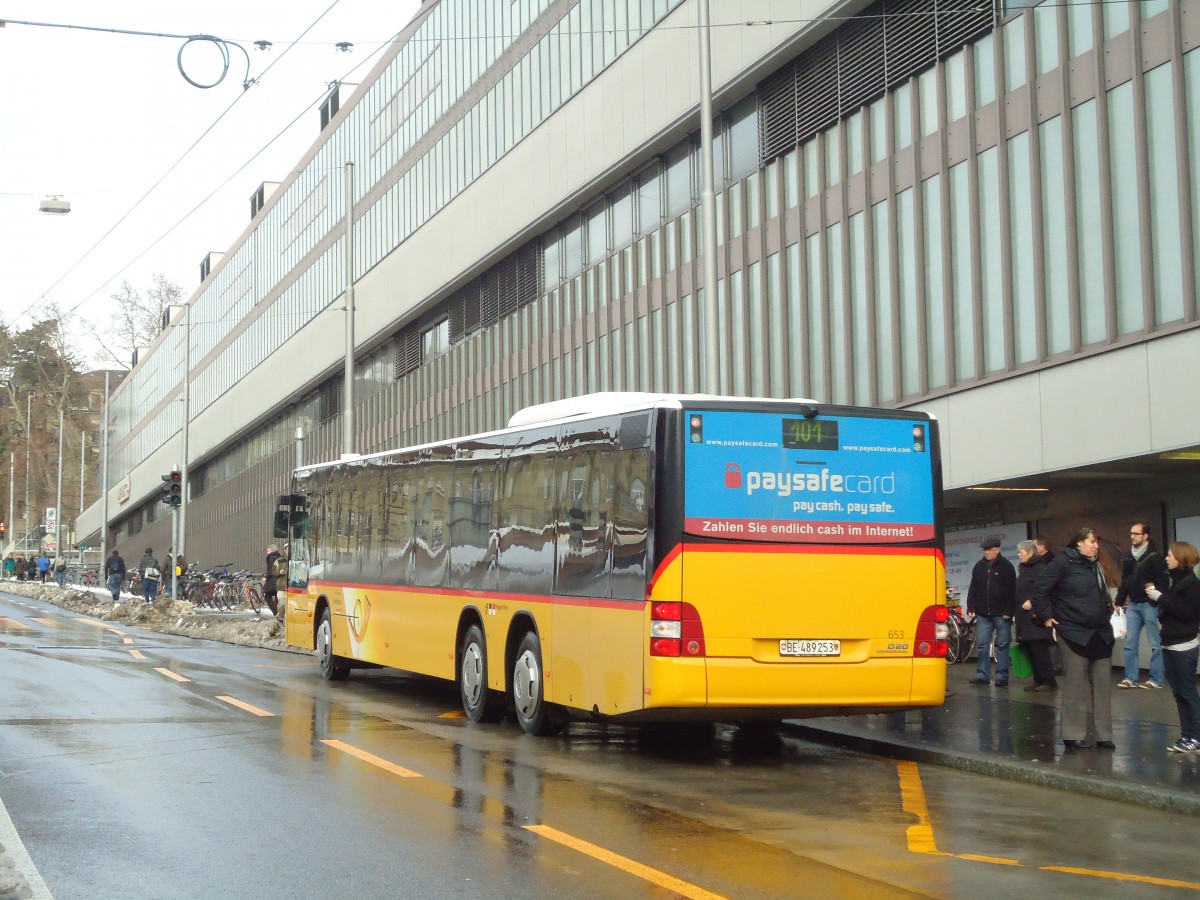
left=1009, top=643, right=1034, bottom=679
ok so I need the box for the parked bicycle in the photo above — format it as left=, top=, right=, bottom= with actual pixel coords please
left=945, top=589, right=977, bottom=664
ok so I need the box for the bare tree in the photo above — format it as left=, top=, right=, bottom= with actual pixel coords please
left=83, top=273, right=184, bottom=370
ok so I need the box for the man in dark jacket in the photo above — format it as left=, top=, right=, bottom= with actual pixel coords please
left=104, top=548, right=125, bottom=602
left=967, top=536, right=1017, bottom=686
left=1115, top=523, right=1169, bottom=689
left=263, top=545, right=282, bottom=615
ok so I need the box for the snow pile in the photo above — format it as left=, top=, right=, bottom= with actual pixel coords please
left=1, top=580, right=301, bottom=654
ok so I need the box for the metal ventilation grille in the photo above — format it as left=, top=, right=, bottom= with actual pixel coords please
left=444, top=242, right=544, bottom=345
left=393, top=327, right=422, bottom=379
left=758, top=0, right=997, bottom=164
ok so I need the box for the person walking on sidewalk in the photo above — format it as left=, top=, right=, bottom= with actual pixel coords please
left=967, top=536, right=1016, bottom=686
left=138, top=547, right=160, bottom=603
left=1032, top=526, right=1116, bottom=751
left=1116, top=523, right=1169, bottom=690
left=1015, top=540, right=1057, bottom=692
left=1144, top=541, right=1200, bottom=753
left=104, top=548, right=126, bottom=602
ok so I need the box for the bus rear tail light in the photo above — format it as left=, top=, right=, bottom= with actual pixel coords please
left=650, top=601, right=706, bottom=657
left=914, top=604, right=950, bottom=658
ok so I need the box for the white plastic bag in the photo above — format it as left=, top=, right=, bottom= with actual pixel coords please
left=1110, top=607, right=1128, bottom=640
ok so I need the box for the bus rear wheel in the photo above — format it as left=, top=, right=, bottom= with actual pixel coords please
left=459, top=624, right=504, bottom=723
left=317, top=607, right=351, bottom=681
left=512, top=632, right=562, bottom=736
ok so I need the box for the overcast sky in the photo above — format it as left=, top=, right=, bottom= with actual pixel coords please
left=0, top=0, right=420, bottom=366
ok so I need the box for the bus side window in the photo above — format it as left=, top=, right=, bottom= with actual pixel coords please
left=449, top=453, right=497, bottom=591
left=496, top=435, right=557, bottom=595
left=413, top=458, right=452, bottom=588
left=555, top=433, right=614, bottom=598
left=611, top=448, right=651, bottom=601
left=382, top=467, right=414, bottom=585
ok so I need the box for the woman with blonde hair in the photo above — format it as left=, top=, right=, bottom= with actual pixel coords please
left=1145, top=541, right=1200, bottom=753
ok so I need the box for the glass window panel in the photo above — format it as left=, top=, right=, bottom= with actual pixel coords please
left=1108, top=81, right=1144, bottom=335
left=611, top=185, right=634, bottom=249
left=896, top=188, right=920, bottom=396
left=893, top=82, right=913, bottom=151
left=827, top=222, right=848, bottom=403
left=825, top=128, right=841, bottom=188
left=665, top=143, right=692, bottom=217
left=727, top=97, right=759, bottom=181
left=872, top=200, right=895, bottom=403
left=1035, top=5, right=1059, bottom=76
left=975, top=32, right=997, bottom=109
left=869, top=97, right=888, bottom=164
left=1005, top=17, right=1027, bottom=93
left=946, top=50, right=968, bottom=124
left=1008, top=132, right=1037, bottom=365
left=765, top=162, right=779, bottom=220
left=919, top=69, right=939, bottom=137
left=805, top=234, right=826, bottom=400
left=786, top=242, right=805, bottom=397
left=803, top=140, right=820, bottom=198
left=978, top=147, right=1006, bottom=372
left=563, top=217, right=583, bottom=277
left=783, top=149, right=800, bottom=208
left=1039, top=117, right=1071, bottom=355
left=747, top=261, right=765, bottom=395
left=846, top=111, right=864, bottom=177
left=848, top=213, right=870, bottom=404
left=1187, top=50, right=1200, bottom=307
left=682, top=293, right=697, bottom=392
left=1104, top=0, right=1130, bottom=38
left=923, top=175, right=947, bottom=388
left=731, top=274, right=747, bottom=395
left=544, top=231, right=561, bottom=287
left=1144, top=63, right=1184, bottom=325
left=949, top=162, right=976, bottom=380
left=1141, top=0, right=1169, bottom=18
left=1068, top=0, right=1094, bottom=57
left=767, top=252, right=784, bottom=395
left=1073, top=99, right=1105, bottom=346
left=729, top=182, right=743, bottom=239
left=587, top=202, right=608, bottom=264
left=637, top=165, right=662, bottom=234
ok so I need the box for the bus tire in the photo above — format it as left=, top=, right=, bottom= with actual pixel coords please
left=459, top=624, right=504, bottom=723
left=512, top=631, right=562, bottom=736
left=317, top=607, right=351, bottom=681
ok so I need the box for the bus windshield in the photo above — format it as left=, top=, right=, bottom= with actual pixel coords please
left=682, top=409, right=935, bottom=544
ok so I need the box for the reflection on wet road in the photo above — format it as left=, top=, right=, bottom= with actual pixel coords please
left=2, top=592, right=1200, bottom=898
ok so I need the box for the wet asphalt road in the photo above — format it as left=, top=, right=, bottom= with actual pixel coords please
left=3, top=591, right=1200, bottom=899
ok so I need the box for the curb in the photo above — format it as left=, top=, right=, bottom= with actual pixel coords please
left=784, top=722, right=1200, bottom=817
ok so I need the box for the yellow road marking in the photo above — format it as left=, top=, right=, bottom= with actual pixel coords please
left=321, top=739, right=421, bottom=777
left=958, top=853, right=1022, bottom=866
left=525, top=824, right=727, bottom=900
left=0, top=617, right=31, bottom=630
left=123, top=638, right=134, bottom=644
left=155, top=668, right=190, bottom=683
left=128, top=649, right=146, bottom=660
left=1042, top=866, right=1200, bottom=890
left=217, top=695, right=273, bottom=716
left=74, top=619, right=125, bottom=635
left=438, top=710, right=466, bottom=718
left=895, top=761, right=951, bottom=857
left=30, top=618, right=62, bottom=628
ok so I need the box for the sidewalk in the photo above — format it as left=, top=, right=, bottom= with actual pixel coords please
left=786, top=661, right=1200, bottom=815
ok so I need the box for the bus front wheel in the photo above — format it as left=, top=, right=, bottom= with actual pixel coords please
left=317, top=608, right=351, bottom=681
left=460, top=624, right=504, bottom=723
left=512, top=632, right=562, bottom=736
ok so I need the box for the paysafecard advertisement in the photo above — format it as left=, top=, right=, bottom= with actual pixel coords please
left=683, top=410, right=935, bottom=544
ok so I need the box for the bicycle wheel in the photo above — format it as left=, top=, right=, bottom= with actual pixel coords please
left=246, top=583, right=263, bottom=614
left=945, top=617, right=962, bottom=664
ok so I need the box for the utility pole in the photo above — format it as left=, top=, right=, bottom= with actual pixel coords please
left=343, top=160, right=356, bottom=456
left=101, top=371, right=110, bottom=564
left=698, top=0, right=721, bottom=395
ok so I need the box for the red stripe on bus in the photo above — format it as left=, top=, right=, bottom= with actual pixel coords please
left=306, top=580, right=640, bottom=611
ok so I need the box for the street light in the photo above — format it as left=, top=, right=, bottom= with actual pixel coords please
left=54, top=405, right=89, bottom=560
left=38, top=196, right=71, bottom=215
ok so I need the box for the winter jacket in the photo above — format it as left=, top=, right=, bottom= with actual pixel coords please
left=1158, top=569, right=1200, bottom=647
left=104, top=554, right=126, bottom=577
left=1115, top=546, right=1170, bottom=606
left=1015, top=554, right=1054, bottom=642
left=139, top=552, right=159, bottom=581
left=966, top=554, right=1017, bottom=617
left=264, top=551, right=282, bottom=594
left=1031, top=547, right=1114, bottom=652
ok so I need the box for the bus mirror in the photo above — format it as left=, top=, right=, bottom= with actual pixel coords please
left=273, top=510, right=290, bottom=539
left=291, top=512, right=310, bottom=539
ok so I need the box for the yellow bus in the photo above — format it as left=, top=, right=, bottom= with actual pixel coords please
left=280, top=393, right=947, bottom=735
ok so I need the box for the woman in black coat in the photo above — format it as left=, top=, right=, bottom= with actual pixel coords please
left=1032, top=526, right=1115, bottom=751
left=1015, top=540, right=1057, bottom=691
left=1145, top=541, right=1200, bottom=753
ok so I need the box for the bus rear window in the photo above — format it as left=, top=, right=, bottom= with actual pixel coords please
left=683, top=410, right=935, bottom=544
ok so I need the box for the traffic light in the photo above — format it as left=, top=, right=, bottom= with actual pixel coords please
left=0, top=522, right=6, bottom=537
left=160, top=471, right=182, bottom=508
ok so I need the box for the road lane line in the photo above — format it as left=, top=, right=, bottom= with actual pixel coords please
left=29, top=618, right=62, bottom=628
left=74, top=619, right=125, bottom=635
left=958, top=853, right=1022, bottom=866
left=0, top=617, right=31, bottom=630
left=0, top=790, right=54, bottom=900
left=217, top=695, right=273, bottom=716
left=128, top=649, right=146, bottom=660
left=895, top=761, right=951, bottom=857
left=1041, top=866, right=1200, bottom=890
left=525, top=824, right=726, bottom=900
left=155, top=668, right=191, bottom=683
left=321, top=739, right=422, bottom=777
left=123, top=638, right=134, bottom=644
